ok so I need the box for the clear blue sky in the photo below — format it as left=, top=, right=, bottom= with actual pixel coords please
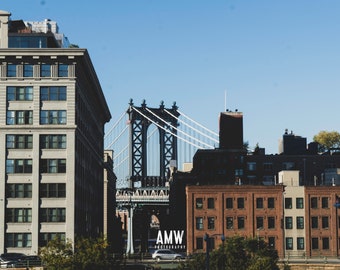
left=3, top=0, right=340, bottom=154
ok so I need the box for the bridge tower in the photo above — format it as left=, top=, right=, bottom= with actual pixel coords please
left=127, top=99, right=180, bottom=188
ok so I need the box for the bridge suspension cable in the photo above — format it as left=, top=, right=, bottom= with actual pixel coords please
left=104, top=111, right=126, bottom=141
left=177, top=109, right=219, bottom=137
left=132, top=106, right=211, bottom=149
left=104, top=103, right=219, bottom=188
left=105, top=124, right=129, bottom=150
left=145, top=107, right=214, bottom=149
left=163, top=108, right=219, bottom=144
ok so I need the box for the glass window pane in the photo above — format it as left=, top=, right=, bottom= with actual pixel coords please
left=23, top=64, right=33, bottom=77
left=7, top=64, right=17, bottom=77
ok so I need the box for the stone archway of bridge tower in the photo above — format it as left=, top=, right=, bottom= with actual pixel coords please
left=147, top=208, right=170, bottom=239
left=146, top=123, right=160, bottom=177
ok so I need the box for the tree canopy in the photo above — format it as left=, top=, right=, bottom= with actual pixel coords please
left=313, top=130, right=340, bottom=153
left=181, top=236, right=280, bottom=270
left=39, top=235, right=119, bottom=270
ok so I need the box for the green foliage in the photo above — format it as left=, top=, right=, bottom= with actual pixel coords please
left=73, top=235, right=113, bottom=269
left=179, top=253, right=205, bottom=270
left=39, top=235, right=118, bottom=270
left=39, top=236, right=73, bottom=270
left=313, top=130, right=340, bottom=152
left=185, top=236, right=279, bottom=270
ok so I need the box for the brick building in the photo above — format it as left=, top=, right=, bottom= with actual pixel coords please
left=185, top=170, right=340, bottom=259
left=186, top=184, right=285, bottom=257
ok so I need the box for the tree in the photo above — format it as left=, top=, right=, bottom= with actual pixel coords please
left=73, top=236, right=115, bottom=270
left=313, top=130, right=340, bottom=153
left=39, top=235, right=119, bottom=270
left=39, top=236, right=73, bottom=270
left=182, top=236, right=279, bottom=270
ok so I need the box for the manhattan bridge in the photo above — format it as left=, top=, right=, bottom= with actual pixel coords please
left=104, top=99, right=219, bottom=254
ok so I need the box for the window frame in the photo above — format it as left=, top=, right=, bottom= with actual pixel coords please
left=40, top=86, right=67, bottom=101
left=195, top=198, right=203, bottom=209
left=256, top=197, right=264, bottom=209
left=226, top=217, right=233, bottom=230
left=268, top=216, right=275, bottom=229
left=296, top=197, right=304, bottom=209
left=196, top=217, right=203, bottom=230
left=285, top=198, right=292, bottom=209
left=285, top=216, right=293, bottom=229
left=296, top=216, right=304, bottom=229
left=7, top=64, right=17, bottom=77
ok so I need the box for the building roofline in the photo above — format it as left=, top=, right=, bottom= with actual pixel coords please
left=0, top=48, right=111, bottom=122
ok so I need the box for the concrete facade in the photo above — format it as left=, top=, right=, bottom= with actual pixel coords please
left=0, top=11, right=111, bottom=254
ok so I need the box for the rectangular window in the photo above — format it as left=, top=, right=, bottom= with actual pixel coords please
left=196, top=237, right=203, bottom=250
left=196, top=217, right=203, bottom=230
left=238, top=217, right=245, bottom=229
left=311, top=216, right=318, bottom=229
left=237, top=197, right=244, bottom=209
left=6, top=233, right=31, bottom=247
left=268, top=216, right=275, bottom=229
left=297, top=237, right=304, bottom=250
left=285, top=217, right=293, bottom=229
left=285, top=237, right=293, bottom=250
left=285, top=198, right=292, bottom=209
left=23, top=64, right=33, bottom=77
left=247, top=162, right=256, bottom=171
left=41, top=64, right=51, bottom=77
left=322, top=197, right=329, bottom=208
left=268, top=197, right=275, bottom=209
left=40, top=183, right=66, bottom=198
left=40, top=208, right=66, bottom=222
left=322, top=216, right=329, bottom=229
left=40, top=134, right=66, bottom=149
left=40, top=86, right=67, bottom=101
left=296, top=216, right=304, bottom=229
left=283, top=162, right=295, bottom=170
left=256, top=198, right=263, bottom=209
left=311, top=197, right=318, bottom=208
left=208, top=217, right=215, bottom=230
left=195, top=198, right=203, bottom=209
left=226, top=198, right=233, bottom=209
left=7, top=110, right=33, bottom=125
left=296, top=197, right=304, bottom=209
left=6, top=134, right=33, bottom=149
left=6, top=159, right=32, bottom=174
left=256, top=217, right=264, bottom=229
left=40, top=110, right=66, bottom=125
left=7, top=86, right=33, bottom=101
left=226, top=217, right=233, bottom=229
left=7, top=64, right=17, bottom=77
left=58, top=64, right=68, bottom=77
left=207, top=198, right=215, bottom=209
left=6, top=208, right=32, bottom=223
left=322, top=237, right=329, bottom=250
left=263, top=163, right=273, bottom=172
left=40, top=159, right=66, bottom=173
left=6, top=184, right=32, bottom=198
left=268, top=237, right=275, bottom=249
left=311, top=238, right=318, bottom=249
left=39, top=233, right=65, bottom=247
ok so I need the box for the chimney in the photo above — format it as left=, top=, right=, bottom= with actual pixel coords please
left=219, top=111, right=243, bottom=150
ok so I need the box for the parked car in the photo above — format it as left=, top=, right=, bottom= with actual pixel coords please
left=0, top=258, right=16, bottom=269
left=151, top=249, right=185, bottom=261
left=14, top=255, right=42, bottom=267
left=0, top=253, right=26, bottom=268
